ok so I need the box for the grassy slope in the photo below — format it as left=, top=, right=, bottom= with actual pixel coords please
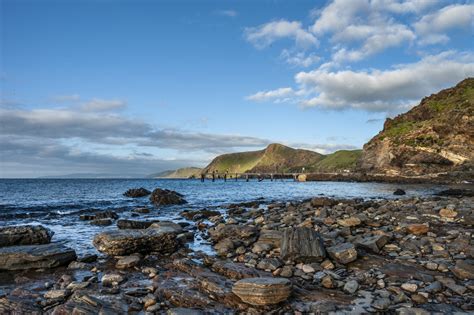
left=203, top=144, right=362, bottom=173
left=312, top=150, right=362, bottom=171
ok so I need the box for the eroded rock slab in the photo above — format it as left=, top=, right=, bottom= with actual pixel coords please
left=0, top=243, right=76, bottom=270
left=232, top=277, right=292, bottom=306
left=150, top=188, right=187, bottom=206
left=93, top=226, right=182, bottom=255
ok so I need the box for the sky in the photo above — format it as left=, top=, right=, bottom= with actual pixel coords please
left=1, top=0, right=473, bottom=177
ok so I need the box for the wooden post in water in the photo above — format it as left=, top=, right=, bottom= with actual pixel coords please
left=246, top=174, right=249, bottom=182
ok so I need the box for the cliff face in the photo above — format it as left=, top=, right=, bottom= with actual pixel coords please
left=360, top=78, right=474, bottom=176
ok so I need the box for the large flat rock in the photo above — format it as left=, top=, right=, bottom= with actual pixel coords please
left=93, top=226, right=182, bottom=256
left=232, top=277, right=292, bottom=306
left=0, top=225, right=53, bottom=247
left=0, top=243, right=76, bottom=270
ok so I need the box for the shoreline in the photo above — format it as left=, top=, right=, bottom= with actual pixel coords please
left=0, top=190, right=473, bottom=313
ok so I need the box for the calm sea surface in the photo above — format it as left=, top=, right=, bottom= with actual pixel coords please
left=0, top=179, right=451, bottom=255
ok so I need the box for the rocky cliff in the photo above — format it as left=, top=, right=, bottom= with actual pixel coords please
left=360, top=78, right=474, bottom=177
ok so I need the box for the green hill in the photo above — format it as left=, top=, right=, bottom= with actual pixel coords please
left=147, top=167, right=202, bottom=179
left=203, top=143, right=362, bottom=174
left=311, top=150, right=362, bottom=172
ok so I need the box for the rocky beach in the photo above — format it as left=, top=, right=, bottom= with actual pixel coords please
left=0, top=186, right=472, bottom=314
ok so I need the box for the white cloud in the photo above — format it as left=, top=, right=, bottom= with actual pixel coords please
left=246, top=87, right=295, bottom=102
left=247, top=52, right=474, bottom=112
left=280, top=49, right=321, bottom=67
left=296, top=52, right=474, bottom=111
left=80, top=98, right=127, bottom=111
left=244, top=20, right=318, bottom=49
left=414, top=4, right=474, bottom=45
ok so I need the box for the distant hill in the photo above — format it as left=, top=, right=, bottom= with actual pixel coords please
left=203, top=143, right=362, bottom=174
left=360, top=78, right=474, bottom=176
left=147, top=167, right=202, bottom=179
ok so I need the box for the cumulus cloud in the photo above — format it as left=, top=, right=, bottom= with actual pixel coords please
left=297, top=52, right=474, bottom=111
left=244, top=20, right=318, bottom=49
left=414, top=4, right=474, bottom=45
left=280, top=49, right=321, bottom=67
left=247, top=52, right=474, bottom=112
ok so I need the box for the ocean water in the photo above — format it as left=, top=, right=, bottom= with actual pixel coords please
left=0, top=178, right=450, bottom=255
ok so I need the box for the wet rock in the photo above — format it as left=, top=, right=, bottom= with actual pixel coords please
left=101, top=273, right=125, bottom=287
left=116, top=254, right=141, bottom=269
left=0, top=225, right=53, bottom=247
left=90, top=218, right=112, bottom=226
left=132, top=207, right=150, bottom=214
left=321, top=275, right=335, bottom=288
left=93, top=226, right=182, bottom=255
left=337, top=217, right=361, bottom=227
left=406, top=224, right=429, bottom=235
left=180, top=209, right=220, bottom=221
left=167, top=308, right=204, bottom=315
left=0, top=243, right=76, bottom=270
left=451, top=259, right=474, bottom=280
left=123, top=187, right=151, bottom=198
left=232, top=277, right=291, bottom=306
left=149, top=188, right=187, bottom=206
left=394, top=189, right=406, bottom=195
left=80, top=210, right=118, bottom=221
left=149, top=221, right=184, bottom=233
left=436, top=277, right=466, bottom=295
left=327, top=242, right=357, bottom=264
left=117, top=219, right=155, bottom=229
left=280, top=265, right=293, bottom=278
left=280, top=227, right=326, bottom=263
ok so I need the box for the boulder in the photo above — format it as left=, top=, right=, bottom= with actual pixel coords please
left=180, top=209, right=221, bottom=221
left=0, top=243, right=76, bottom=270
left=232, top=277, right=291, bottom=306
left=280, top=227, right=326, bottom=263
left=93, top=226, right=182, bottom=255
left=0, top=225, right=54, bottom=247
left=123, top=187, right=151, bottom=198
left=149, top=188, right=187, bottom=206
left=393, top=189, right=406, bottom=195
left=327, top=243, right=358, bottom=264
left=149, top=221, right=184, bottom=233
left=116, top=255, right=141, bottom=269
left=117, top=219, right=155, bottom=229
left=257, top=230, right=282, bottom=248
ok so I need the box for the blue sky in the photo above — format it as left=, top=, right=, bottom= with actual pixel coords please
left=1, top=0, right=473, bottom=177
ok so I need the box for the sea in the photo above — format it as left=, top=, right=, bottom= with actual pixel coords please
left=0, top=178, right=452, bottom=256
